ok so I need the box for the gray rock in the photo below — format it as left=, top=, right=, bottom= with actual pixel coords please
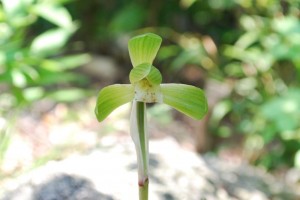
left=79, top=55, right=124, bottom=83
left=0, top=137, right=298, bottom=200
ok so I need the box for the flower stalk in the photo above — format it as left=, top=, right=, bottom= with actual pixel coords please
left=130, top=101, right=149, bottom=199
left=136, top=101, right=148, bottom=199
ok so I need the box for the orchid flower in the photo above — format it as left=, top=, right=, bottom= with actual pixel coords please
left=95, top=33, right=208, bottom=200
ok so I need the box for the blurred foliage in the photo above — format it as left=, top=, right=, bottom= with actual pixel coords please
left=1, top=0, right=300, bottom=171
left=0, top=0, right=90, bottom=109
left=204, top=1, right=300, bottom=170
left=0, top=0, right=90, bottom=167
left=70, top=0, right=299, bottom=171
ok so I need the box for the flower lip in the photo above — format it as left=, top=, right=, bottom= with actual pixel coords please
left=129, top=63, right=152, bottom=84
left=134, top=79, right=163, bottom=103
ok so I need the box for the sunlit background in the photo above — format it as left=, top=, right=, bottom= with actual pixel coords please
left=0, top=0, right=300, bottom=199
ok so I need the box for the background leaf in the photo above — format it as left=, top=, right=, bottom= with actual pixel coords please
left=30, top=28, right=74, bottom=56
left=32, top=4, right=73, bottom=29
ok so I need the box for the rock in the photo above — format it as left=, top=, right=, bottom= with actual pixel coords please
left=0, top=137, right=298, bottom=200
left=79, top=55, right=124, bottom=83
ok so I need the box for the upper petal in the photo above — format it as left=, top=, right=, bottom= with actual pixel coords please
left=128, top=33, right=162, bottom=67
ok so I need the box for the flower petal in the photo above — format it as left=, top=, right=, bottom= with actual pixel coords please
left=128, top=33, right=162, bottom=67
left=95, top=84, right=134, bottom=122
left=129, top=63, right=152, bottom=84
left=146, top=66, right=162, bottom=85
left=161, top=84, right=208, bottom=120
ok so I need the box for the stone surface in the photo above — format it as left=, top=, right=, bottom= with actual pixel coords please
left=0, top=137, right=299, bottom=200
left=80, top=55, right=123, bottom=83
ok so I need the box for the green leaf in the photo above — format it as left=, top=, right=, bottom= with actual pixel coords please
left=2, top=0, right=23, bottom=16
left=95, top=84, right=134, bottom=122
left=24, top=87, right=44, bottom=101
left=11, top=68, right=26, bottom=87
left=0, top=52, right=6, bottom=65
left=47, top=88, right=87, bottom=102
left=55, top=54, right=91, bottom=70
left=2, top=0, right=34, bottom=27
left=109, top=4, right=145, bottom=34
left=41, top=54, right=91, bottom=72
left=30, top=28, right=74, bottom=55
left=295, top=149, right=300, bottom=168
left=161, top=84, right=208, bottom=120
left=32, top=4, right=73, bottom=29
left=261, top=88, right=300, bottom=132
left=129, top=63, right=151, bottom=83
left=37, top=71, right=82, bottom=85
left=128, top=33, right=162, bottom=67
left=146, top=66, right=162, bottom=85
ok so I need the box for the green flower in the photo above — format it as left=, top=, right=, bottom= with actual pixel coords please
left=95, top=33, right=208, bottom=122
left=95, top=33, right=208, bottom=200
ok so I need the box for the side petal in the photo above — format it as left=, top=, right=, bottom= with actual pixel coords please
left=161, top=84, right=208, bottom=120
left=95, top=84, right=134, bottom=122
left=129, top=63, right=152, bottom=84
left=128, top=33, right=162, bottom=67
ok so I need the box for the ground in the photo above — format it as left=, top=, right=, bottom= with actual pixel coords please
left=0, top=98, right=299, bottom=199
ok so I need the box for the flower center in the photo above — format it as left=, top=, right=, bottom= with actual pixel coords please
left=134, top=79, right=162, bottom=103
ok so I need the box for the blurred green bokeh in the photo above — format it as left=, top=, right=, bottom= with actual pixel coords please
left=1, top=0, right=300, bottom=171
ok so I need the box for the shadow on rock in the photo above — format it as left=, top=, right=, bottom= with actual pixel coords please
left=33, top=174, right=114, bottom=200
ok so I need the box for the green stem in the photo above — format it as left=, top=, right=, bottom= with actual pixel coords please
left=139, top=179, right=148, bottom=200
left=136, top=101, right=148, bottom=200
